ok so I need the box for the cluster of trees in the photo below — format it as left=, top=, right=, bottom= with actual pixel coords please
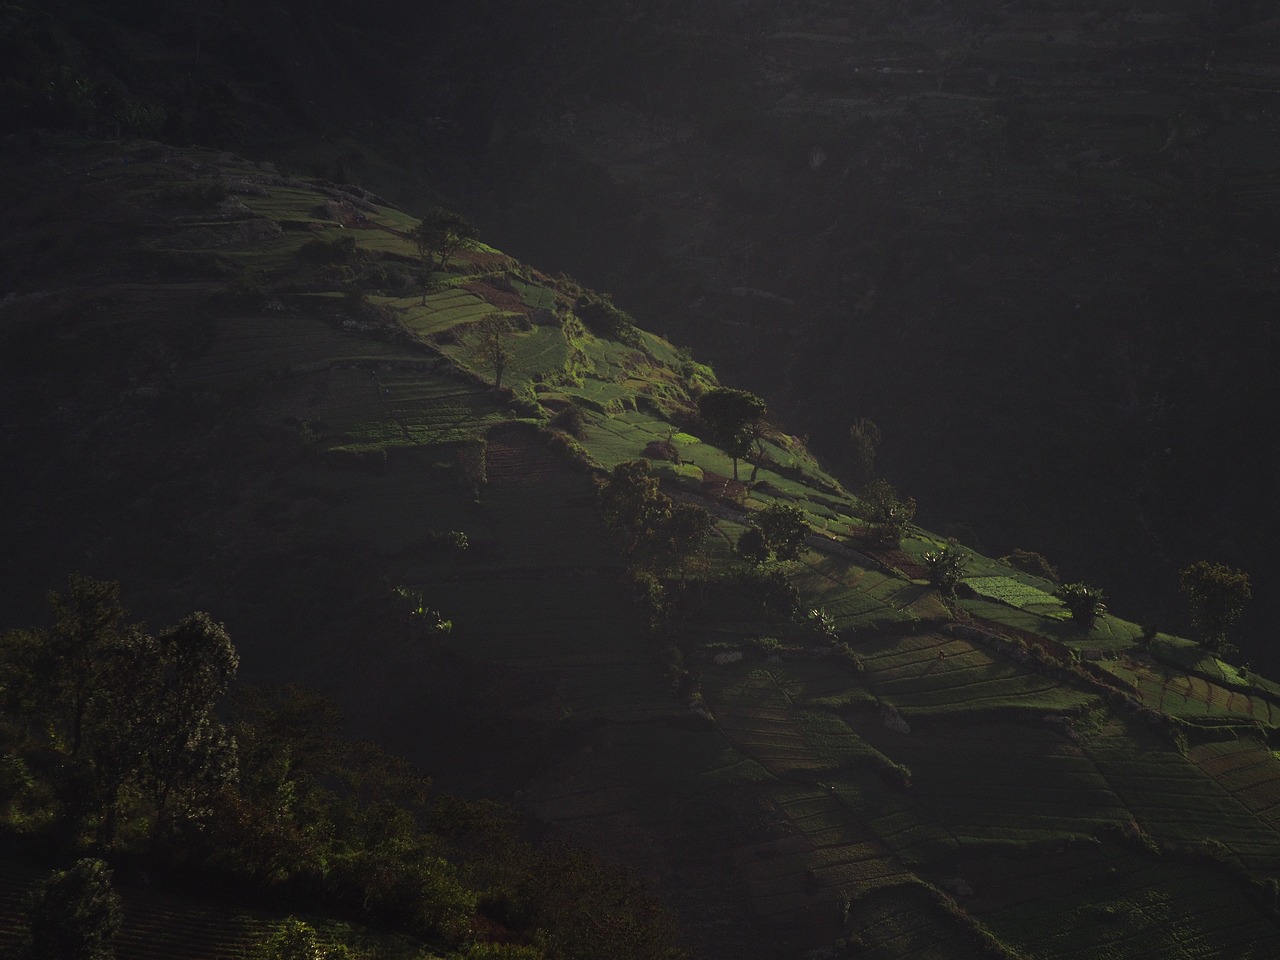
left=1, top=576, right=238, bottom=846
left=597, top=461, right=715, bottom=578
left=1047, top=562, right=1252, bottom=651
left=1, top=581, right=689, bottom=960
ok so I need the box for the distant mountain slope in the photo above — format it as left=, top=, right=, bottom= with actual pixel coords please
left=4, top=137, right=1280, bottom=959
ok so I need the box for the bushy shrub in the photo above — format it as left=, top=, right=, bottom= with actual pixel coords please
left=549, top=405, right=586, bottom=439
left=736, top=567, right=799, bottom=622
left=753, top=502, right=809, bottom=561
left=300, top=233, right=360, bottom=264
left=152, top=179, right=227, bottom=208
left=1001, top=548, right=1059, bottom=583
left=575, top=292, right=640, bottom=344
left=737, top=526, right=770, bottom=564
left=22, top=858, right=122, bottom=960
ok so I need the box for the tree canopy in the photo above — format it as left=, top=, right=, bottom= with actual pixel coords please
left=597, top=460, right=714, bottom=576
left=410, top=208, right=478, bottom=272
left=0, top=577, right=239, bottom=844
left=697, top=387, right=767, bottom=481
left=22, top=858, right=123, bottom=960
left=1179, top=561, right=1251, bottom=653
left=742, top=502, right=809, bottom=563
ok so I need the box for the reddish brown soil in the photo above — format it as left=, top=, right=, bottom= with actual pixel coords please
left=463, top=279, right=531, bottom=320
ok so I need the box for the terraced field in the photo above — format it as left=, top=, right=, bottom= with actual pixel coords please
left=395, top=288, right=496, bottom=338
left=10, top=138, right=1280, bottom=960
left=1189, top=739, right=1280, bottom=831
left=1088, top=726, right=1280, bottom=873
left=1099, top=658, right=1280, bottom=729
left=857, top=630, right=1097, bottom=717
left=972, top=847, right=1280, bottom=960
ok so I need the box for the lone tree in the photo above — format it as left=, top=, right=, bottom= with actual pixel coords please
left=414, top=208, right=481, bottom=271
left=409, top=208, right=478, bottom=300
left=22, top=858, right=123, bottom=960
left=856, top=479, right=916, bottom=544
left=922, top=543, right=968, bottom=597
left=469, top=313, right=513, bottom=391
left=1056, top=582, right=1106, bottom=628
left=1179, top=561, right=1251, bottom=654
left=697, top=387, right=767, bottom=482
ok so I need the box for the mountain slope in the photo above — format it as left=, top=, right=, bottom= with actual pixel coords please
left=4, top=136, right=1280, bottom=959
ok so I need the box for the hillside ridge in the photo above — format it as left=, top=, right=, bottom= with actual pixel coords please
left=3, top=135, right=1280, bottom=959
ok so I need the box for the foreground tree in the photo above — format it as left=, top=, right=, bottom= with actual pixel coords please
left=1179, top=561, right=1251, bottom=654
left=253, top=918, right=349, bottom=960
left=697, top=387, right=767, bottom=482
left=0, top=578, right=239, bottom=844
left=142, top=613, right=240, bottom=840
left=22, top=858, right=122, bottom=960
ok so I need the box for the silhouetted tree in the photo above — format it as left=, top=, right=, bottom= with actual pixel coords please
left=652, top=501, right=716, bottom=576
left=1179, top=561, right=1251, bottom=654
left=456, top=439, right=488, bottom=501
left=21, top=858, right=122, bottom=960
left=697, top=387, right=767, bottom=482
left=44, top=575, right=129, bottom=756
left=737, top=526, right=770, bottom=564
left=847, top=418, right=881, bottom=487
left=1001, top=548, right=1060, bottom=583
left=598, top=461, right=713, bottom=575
